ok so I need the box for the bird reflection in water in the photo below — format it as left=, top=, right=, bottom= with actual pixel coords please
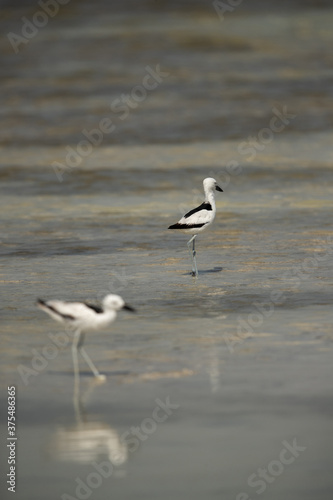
left=204, top=329, right=221, bottom=394
left=48, top=378, right=128, bottom=471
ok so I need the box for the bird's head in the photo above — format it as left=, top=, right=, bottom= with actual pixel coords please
left=102, top=294, right=136, bottom=312
left=203, top=177, right=223, bottom=192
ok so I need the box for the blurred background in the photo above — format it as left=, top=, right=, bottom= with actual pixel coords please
left=1, top=1, right=333, bottom=500
left=1, top=0, right=333, bottom=147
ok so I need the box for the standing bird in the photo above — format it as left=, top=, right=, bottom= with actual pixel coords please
left=36, top=294, right=135, bottom=393
left=168, top=177, right=223, bottom=277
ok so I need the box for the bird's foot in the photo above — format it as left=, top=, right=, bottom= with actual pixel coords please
left=94, top=374, right=107, bottom=384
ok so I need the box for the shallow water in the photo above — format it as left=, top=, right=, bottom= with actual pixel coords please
left=1, top=1, right=333, bottom=499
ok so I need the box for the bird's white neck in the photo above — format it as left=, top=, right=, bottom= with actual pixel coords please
left=205, top=189, right=216, bottom=209
left=91, top=309, right=117, bottom=330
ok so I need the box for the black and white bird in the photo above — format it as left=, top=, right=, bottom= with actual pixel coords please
left=36, top=294, right=135, bottom=391
left=168, top=177, right=223, bottom=276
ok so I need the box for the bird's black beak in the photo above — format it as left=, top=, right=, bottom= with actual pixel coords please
left=216, top=185, right=223, bottom=192
left=123, top=303, right=136, bottom=312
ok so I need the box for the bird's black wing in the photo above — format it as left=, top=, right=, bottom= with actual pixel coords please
left=36, top=298, right=76, bottom=320
left=184, top=202, right=212, bottom=219
left=83, top=302, right=103, bottom=314
left=168, top=222, right=206, bottom=229
left=168, top=202, right=213, bottom=230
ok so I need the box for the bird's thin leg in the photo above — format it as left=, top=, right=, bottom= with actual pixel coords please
left=79, top=346, right=102, bottom=378
left=72, top=329, right=82, bottom=398
left=76, top=331, right=106, bottom=381
left=187, top=235, right=198, bottom=277
left=187, top=237, right=193, bottom=261
left=192, top=237, right=198, bottom=277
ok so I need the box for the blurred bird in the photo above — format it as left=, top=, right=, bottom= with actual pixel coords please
left=36, top=294, right=135, bottom=390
